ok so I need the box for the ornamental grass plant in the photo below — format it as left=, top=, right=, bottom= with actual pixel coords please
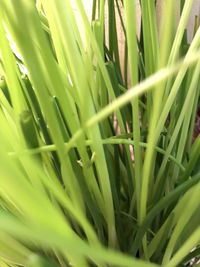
left=0, top=0, right=200, bottom=266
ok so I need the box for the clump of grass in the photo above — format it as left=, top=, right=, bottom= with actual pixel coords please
left=0, top=0, right=199, bottom=267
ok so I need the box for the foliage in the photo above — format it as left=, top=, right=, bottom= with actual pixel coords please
left=0, top=0, right=199, bottom=266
